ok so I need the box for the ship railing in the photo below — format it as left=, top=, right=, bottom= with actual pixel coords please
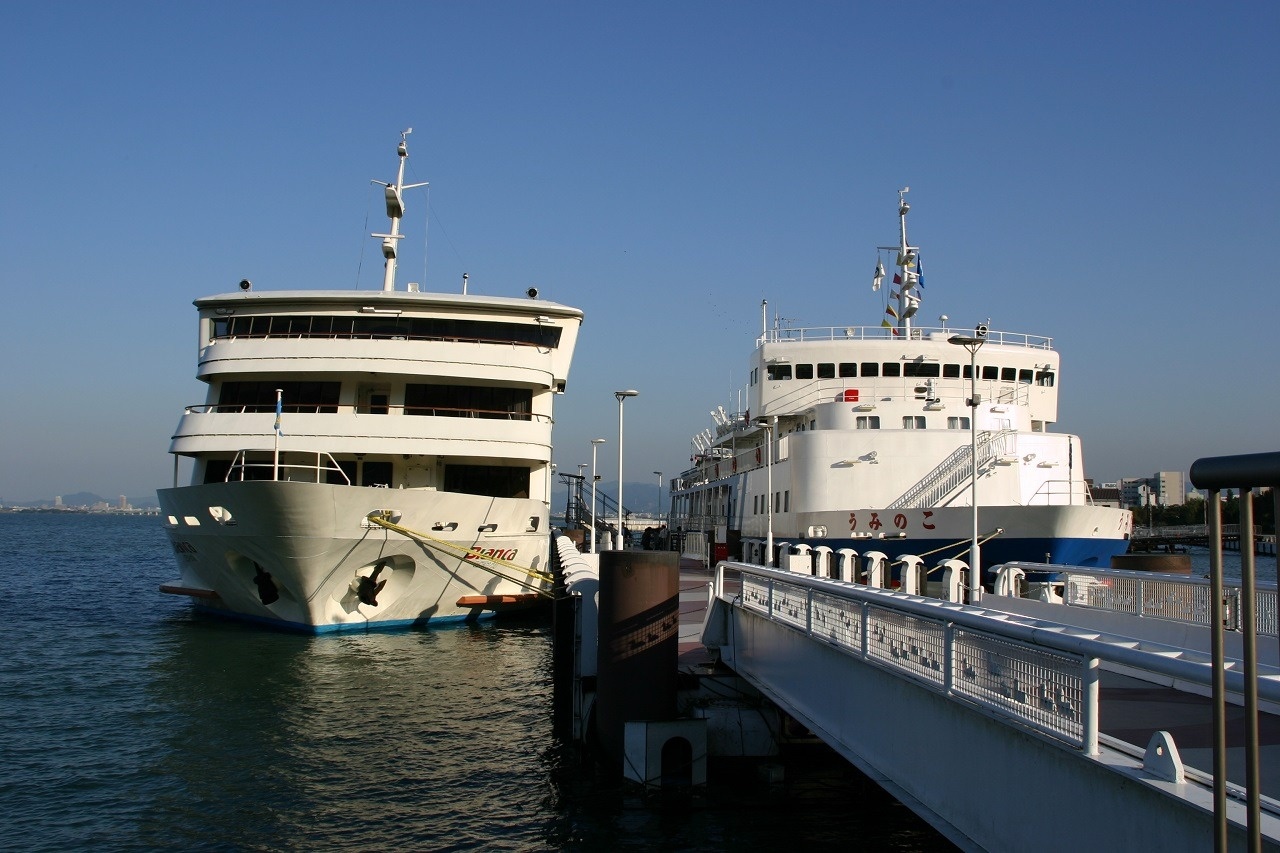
left=713, top=560, right=1280, bottom=760
left=755, top=324, right=1053, bottom=350
left=184, top=403, right=549, bottom=422
left=1024, top=478, right=1090, bottom=506
left=226, top=450, right=352, bottom=485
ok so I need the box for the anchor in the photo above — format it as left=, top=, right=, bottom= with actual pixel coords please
left=355, top=561, right=389, bottom=606
left=252, top=562, right=279, bottom=605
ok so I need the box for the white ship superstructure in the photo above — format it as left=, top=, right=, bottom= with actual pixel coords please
left=159, top=131, right=582, bottom=631
left=671, top=189, right=1130, bottom=577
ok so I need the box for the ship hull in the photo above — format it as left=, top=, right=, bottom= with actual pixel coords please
left=158, top=480, right=551, bottom=632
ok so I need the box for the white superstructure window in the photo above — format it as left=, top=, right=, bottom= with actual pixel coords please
left=947, top=417, right=971, bottom=430
left=856, top=416, right=880, bottom=429
left=903, top=416, right=926, bottom=429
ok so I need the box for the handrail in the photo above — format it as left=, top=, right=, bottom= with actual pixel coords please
left=714, top=561, right=1280, bottom=749
left=755, top=324, right=1053, bottom=349
left=184, top=403, right=550, bottom=423
left=227, top=450, right=351, bottom=485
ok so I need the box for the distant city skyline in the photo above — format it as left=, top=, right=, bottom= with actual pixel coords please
left=2, top=3, right=1276, bottom=501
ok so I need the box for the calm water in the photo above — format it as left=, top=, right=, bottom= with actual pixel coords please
left=0, top=514, right=951, bottom=852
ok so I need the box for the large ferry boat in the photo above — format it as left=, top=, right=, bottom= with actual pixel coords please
left=669, top=189, right=1130, bottom=578
left=158, top=131, right=582, bottom=631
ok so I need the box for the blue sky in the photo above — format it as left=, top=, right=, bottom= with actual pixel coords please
left=1, top=1, right=1276, bottom=503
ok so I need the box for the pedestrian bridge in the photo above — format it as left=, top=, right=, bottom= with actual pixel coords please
left=700, top=561, right=1280, bottom=852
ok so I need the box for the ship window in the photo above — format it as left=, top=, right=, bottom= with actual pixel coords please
left=218, top=381, right=340, bottom=413
left=947, top=417, right=970, bottom=429
left=203, top=459, right=232, bottom=484
left=903, top=416, right=925, bottom=429
left=767, top=364, right=792, bottom=380
left=405, top=384, right=532, bottom=419
left=882, top=363, right=901, bottom=377
left=1019, top=369, right=1033, bottom=383
left=1035, top=370, right=1055, bottom=387
left=444, top=464, right=529, bottom=499
left=903, top=362, right=940, bottom=378
left=810, top=419, right=816, bottom=430
left=963, top=365, right=973, bottom=379
left=1001, top=367, right=1017, bottom=382
left=796, top=364, right=814, bottom=380
left=774, top=492, right=780, bottom=513
left=817, top=363, right=835, bottom=379
left=982, top=366, right=998, bottom=380
left=784, top=491, right=790, bottom=512
left=360, top=460, right=393, bottom=487
left=943, top=363, right=960, bottom=378
left=856, top=416, right=880, bottom=429
left=860, top=362, right=878, bottom=377
left=839, top=363, right=857, bottom=377
left=211, top=314, right=563, bottom=348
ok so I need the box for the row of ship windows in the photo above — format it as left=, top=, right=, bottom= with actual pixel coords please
left=216, top=380, right=532, bottom=417
left=853, top=416, right=970, bottom=429
left=210, top=314, right=563, bottom=348
left=752, top=363, right=1055, bottom=385
left=754, top=491, right=790, bottom=514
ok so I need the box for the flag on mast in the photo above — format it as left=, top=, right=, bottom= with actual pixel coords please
left=872, top=259, right=885, bottom=291
left=274, top=389, right=285, bottom=436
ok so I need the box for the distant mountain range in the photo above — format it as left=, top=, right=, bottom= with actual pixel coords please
left=4, top=491, right=160, bottom=509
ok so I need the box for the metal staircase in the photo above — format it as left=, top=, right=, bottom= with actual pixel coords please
left=887, top=429, right=1015, bottom=509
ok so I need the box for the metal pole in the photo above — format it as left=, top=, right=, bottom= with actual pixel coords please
left=614, top=391, right=638, bottom=550
left=1208, top=487, right=1227, bottom=852
left=968, top=349, right=980, bottom=600
left=590, top=439, right=605, bottom=554
left=766, top=417, right=775, bottom=566
left=1241, top=489, right=1261, bottom=851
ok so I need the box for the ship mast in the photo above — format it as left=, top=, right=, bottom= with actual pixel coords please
left=373, top=128, right=429, bottom=292
left=879, top=186, right=921, bottom=335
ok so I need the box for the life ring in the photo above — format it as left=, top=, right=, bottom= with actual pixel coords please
left=755, top=447, right=762, bottom=464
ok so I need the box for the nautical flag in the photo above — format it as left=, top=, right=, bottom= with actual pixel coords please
left=885, top=303, right=898, bottom=320
left=881, top=317, right=900, bottom=336
left=893, top=273, right=902, bottom=285
left=916, top=254, right=924, bottom=289
left=274, top=390, right=284, bottom=436
left=872, top=259, right=885, bottom=291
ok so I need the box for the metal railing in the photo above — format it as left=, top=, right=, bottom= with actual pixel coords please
left=1001, top=562, right=1279, bottom=636
left=717, top=561, right=1280, bottom=757
left=184, top=403, right=548, bottom=422
left=755, top=324, right=1053, bottom=349
left=226, top=450, right=351, bottom=485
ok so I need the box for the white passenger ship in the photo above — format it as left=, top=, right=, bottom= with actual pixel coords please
left=159, top=131, right=582, bottom=631
left=670, top=189, right=1131, bottom=579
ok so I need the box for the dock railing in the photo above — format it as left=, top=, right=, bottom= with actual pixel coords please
left=1189, top=449, right=1280, bottom=851
left=711, top=561, right=1280, bottom=761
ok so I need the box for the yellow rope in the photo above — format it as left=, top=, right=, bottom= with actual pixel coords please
left=887, top=528, right=1005, bottom=571
left=365, top=512, right=555, bottom=593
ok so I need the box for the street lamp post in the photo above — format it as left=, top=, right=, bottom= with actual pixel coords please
left=614, top=390, right=638, bottom=550
left=653, top=471, right=663, bottom=523
left=756, top=416, right=776, bottom=566
left=949, top=330, right=987, bottom=602
left=589, top=438, right=606, bottom=553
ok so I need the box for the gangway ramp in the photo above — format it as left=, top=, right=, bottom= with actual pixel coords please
left=700, top=561, right=1280, bottom=852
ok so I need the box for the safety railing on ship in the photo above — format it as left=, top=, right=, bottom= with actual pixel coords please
left=755, top=324, right=1053, bottom=349
left=226, top=450, right=352, bottom=485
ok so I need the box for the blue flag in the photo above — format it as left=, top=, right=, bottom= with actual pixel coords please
left=274, top=392, right=284, bottom=435
left=916, top=254, right=924, bottom=289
